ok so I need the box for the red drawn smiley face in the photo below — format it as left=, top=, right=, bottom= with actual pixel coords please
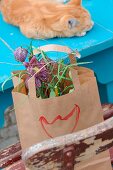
left=39, top=104, right=80, bottom=138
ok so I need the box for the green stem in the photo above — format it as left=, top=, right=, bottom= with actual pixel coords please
left=61, top=85, right=74, bottom=94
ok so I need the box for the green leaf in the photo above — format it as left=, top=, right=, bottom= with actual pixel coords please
left=55, top=65, right=68, bottom=87
left=69, top=88, right=74, bottom=93
left=61, top=76, right=72, bottom=81
left=57, top=62, right=61, bottom=80
left=50, top=89, right=56, bottom=98
left=1, top=73, right=21, bottom=92
left=40, top=50, right=48, bottom=63
left=30, top=41, right=33, bottom=55
left=67, top=61, right=93, bottom=68
left=18, top=71, right=24, bottom=85
left=61, top=85, right=74, bottom=94
left=69, top=71, right=72, bottom=79
left=1, top=77, right=12, bottom=92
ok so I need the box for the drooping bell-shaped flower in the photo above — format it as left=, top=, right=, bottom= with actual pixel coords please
left=24, top=56, right=48, bottom=89
left=14, top=47, right=28, bottom=62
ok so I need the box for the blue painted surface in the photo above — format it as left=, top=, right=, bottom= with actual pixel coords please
left=0, top=0, right=113, bottom=126
left=79, top=47, right=113, bottom=84
left=0, top=88, right=13, bottom=127
left=78, top=47, right=113, bottom=103
left=83, top=0, right=113, bottom=31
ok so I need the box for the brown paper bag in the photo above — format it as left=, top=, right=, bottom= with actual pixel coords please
left=12, top=44, right=112, bottom=170
left=12, top=44, right=103, bottom=150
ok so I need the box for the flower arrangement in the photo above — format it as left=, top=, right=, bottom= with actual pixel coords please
left=2, top=44, right=91, bottom=98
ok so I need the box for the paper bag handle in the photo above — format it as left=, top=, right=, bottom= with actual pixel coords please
left=28, top=44, right=80, bottom=98
left=33, top=44, right=77, bottom=64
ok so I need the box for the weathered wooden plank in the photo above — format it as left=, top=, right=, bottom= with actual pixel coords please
left=4, top=160, right=26, bottom=170
left=23, top=117, right=113, bottom=170
left=102, top=104, right=113, bottom=120
left=0, top=142, right=22, bottom=168
left=110, top=147, right=113, bottom=164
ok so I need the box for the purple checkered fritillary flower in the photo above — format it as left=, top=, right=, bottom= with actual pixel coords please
left=14, top=47, right=28, bottom=62
left=23, top=56, right=48, bottom=89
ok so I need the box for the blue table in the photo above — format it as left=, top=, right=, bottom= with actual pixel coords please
left=0, top=0, right=113, bottom=127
